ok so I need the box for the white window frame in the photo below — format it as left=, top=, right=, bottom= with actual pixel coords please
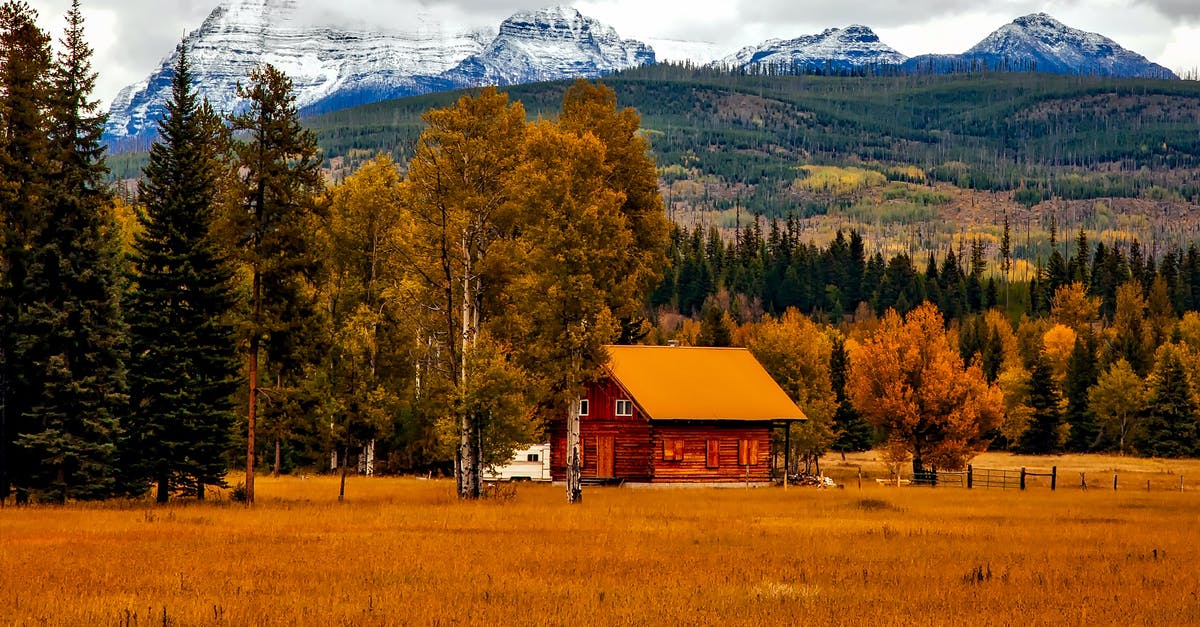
left=579, top=399, right=589, bottom=416
left=616, top=399, right=633, bottom=417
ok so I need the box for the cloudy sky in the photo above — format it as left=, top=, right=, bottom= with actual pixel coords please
left=30, top=0, right=1200, bottom=106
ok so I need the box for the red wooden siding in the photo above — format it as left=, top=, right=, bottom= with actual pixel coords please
left=550, top=377, right=776, bottom=483
left=650, top=423, right=772, bottom=483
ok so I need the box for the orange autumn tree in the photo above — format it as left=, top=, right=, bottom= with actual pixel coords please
left=848, top=302, right=1003, bottom=473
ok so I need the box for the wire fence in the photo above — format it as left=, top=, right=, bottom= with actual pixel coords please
left=905, top=465, right=1189, bottom=492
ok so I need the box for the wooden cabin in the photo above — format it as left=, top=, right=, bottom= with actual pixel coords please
left=549, top=345, right=806, bottom=484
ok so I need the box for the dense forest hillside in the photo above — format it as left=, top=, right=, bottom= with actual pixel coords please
left=107, top=65, right=1200, bottom=280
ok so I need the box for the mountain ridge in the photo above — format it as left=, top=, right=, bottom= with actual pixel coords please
left=105, top=6, right=1180, bottom=147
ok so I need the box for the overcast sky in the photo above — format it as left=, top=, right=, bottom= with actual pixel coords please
left=29, top=0, right=1200, bottom=106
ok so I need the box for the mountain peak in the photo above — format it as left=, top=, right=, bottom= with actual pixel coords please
left=718, top=24, right=907, bottom=70
left=445, top=4, right=653, bottom=86
left=964, top=13, right=1176, bottom=79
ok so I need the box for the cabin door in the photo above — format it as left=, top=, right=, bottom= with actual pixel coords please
left=596, top=436, right=616, bottom=478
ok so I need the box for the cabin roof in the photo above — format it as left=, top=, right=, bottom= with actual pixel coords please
left=603, top=345, right=807, bottom=422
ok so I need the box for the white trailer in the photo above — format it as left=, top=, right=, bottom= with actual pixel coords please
left=481, top=443, right=551, bottom=482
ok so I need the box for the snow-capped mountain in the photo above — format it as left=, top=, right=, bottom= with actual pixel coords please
left=106, top=6, right=1180, bottom=146
left=716, top=25, right=907, bottom=71
left=442, top=6, right=654, bottom=87
left=903, top=13, right=1176, bottom=79
left=105, top=2, right=654, bottom=141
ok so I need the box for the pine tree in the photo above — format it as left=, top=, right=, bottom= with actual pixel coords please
left=1135, top=345, right=1198, bottom=458
left=0, top=0, right=54, bottom=504
left=1017, top=353, right=1062, bottom=454
left=1064, top=330, right=1099, bottom=452
left=126, top=43, right=239, bottom=503
left=829, top=334, right=872, bottom=453
left=14, top=0, right=127, bottom=502
left=226, top=63, right=323, bottom=505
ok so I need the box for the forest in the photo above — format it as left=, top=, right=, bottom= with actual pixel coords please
left=3, top=2, right=1200, bottom=505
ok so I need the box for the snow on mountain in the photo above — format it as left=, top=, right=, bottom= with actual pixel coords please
left=441, top=6, right=653, bottom=87
left=906, top=13, right=1176, bottom=79
left=716, top=25, right=908, bottom=71
left=105, top=3, right=654, bottom=141
left=106, top=6, right=1179, bottom=145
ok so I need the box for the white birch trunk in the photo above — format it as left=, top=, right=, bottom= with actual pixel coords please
left=458, top=236, right=479, bottom=499
left=566, top=399, right=582, bottom=504
left=364, top=440, right=375, bottom=476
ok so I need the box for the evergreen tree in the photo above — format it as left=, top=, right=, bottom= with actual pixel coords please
left=1064, top=330, right=1100, bottom=452
left=0, top=0, right=54, bottom=503
left=1135, top=345, right=1198, bottom=457
left=226, top=63, right=324, bottom=504
left=697, top=303, right=733, bottom=347
left=13, top=0, right=127, bottom=502
left=1017, top=353, right=1062, bottom=454
left=126, top=44, right=239, bottom=503
left=829, top=334, right=872, bottom=452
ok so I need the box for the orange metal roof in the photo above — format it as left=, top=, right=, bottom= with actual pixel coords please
left=603, top=345, right=807, bottom=422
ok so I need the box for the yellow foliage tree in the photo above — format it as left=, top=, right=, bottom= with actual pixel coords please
left=847, top=302, right=1003, bottom=472
left=1041, top=323, right=1077, bottom=382
left=744, top=309, right=837, bottom=472
left=1050, top=282, right=1099, bottom=331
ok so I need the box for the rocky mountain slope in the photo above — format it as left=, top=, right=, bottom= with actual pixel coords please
left=903, top=13, right=1176, bottom=79
left=105, top=2, right=653, bottom=142
left=106, top=6, right=1179, bottom=146
left=716, top=25, right=907, bottom=71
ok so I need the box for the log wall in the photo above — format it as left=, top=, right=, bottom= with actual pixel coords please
left=549, top=378, right=775, bottom=483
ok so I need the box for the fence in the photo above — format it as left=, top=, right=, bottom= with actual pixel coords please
left=911, top=466, right=1057, bottom=490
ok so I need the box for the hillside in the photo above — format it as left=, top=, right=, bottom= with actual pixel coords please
left=301, top=66, right=1200, bottom=253
left=109, top=66, right=1200, bottom=259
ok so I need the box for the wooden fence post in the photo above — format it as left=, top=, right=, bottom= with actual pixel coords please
left=1050, top=466, right=1056, bottom=491
left=1181, top=476, right=1185, bottom=492
left=1020, top=467, right=1026, bottom=491
left=1080, top=472, right=1087, bottom=490
left=1147, top=479, right=1151, bottom=491
left=857, top=466, right=862, bottom=490
left=967, top=465, right=973, bottom=489
left=1113, top=473, right=1118, bottom=491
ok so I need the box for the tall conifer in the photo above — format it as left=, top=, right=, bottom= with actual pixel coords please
left=226, top=64, right=323, bottom=505
left=0, top=0, right=53, bottom=503
left=1017, top=353, right=1062, bottom=454
left=14, top=0, right=127, bottom=502
left=126, top=44, right=239, bottom=502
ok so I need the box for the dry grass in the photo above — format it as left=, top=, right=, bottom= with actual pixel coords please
left=3, top=459, right=1199, bottom=626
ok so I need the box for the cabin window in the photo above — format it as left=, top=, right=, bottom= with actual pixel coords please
left=738, top=439, right=760, bottom=466
left=578, top=399, right=589, bottom=416
left=663, top=438, right=684, bottom=461
left=526, top=453, right=540, bottom=462
left=615, top=399, right=633, bottom=416
left=706, top=440, right=720, bottom=469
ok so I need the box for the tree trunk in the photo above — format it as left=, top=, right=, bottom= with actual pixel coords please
left=273, top=438, right=281, bottom=478
left=456, top=247, right=481, bottom=500
left=566, top=400, right=582, bottom=504
left=156, top=474, right=169, bottom=504
left=196, top=482, right=205, bottom=501
left=246, top=333, right=258, bottom=506
left=338, top=446, right=348, bottom=502
left=364, top=440, right=375, bottom=476
left=246, top=271, right=261, bottom=506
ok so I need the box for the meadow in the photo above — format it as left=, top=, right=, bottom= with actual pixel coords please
left=3, top=453, right=1199, bottom=626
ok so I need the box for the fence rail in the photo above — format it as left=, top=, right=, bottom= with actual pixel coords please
left=910, top=466, right=1057, bottom=490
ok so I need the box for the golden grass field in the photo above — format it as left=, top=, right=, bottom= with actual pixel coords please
left=3, top=453, right=1200, bottom=626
